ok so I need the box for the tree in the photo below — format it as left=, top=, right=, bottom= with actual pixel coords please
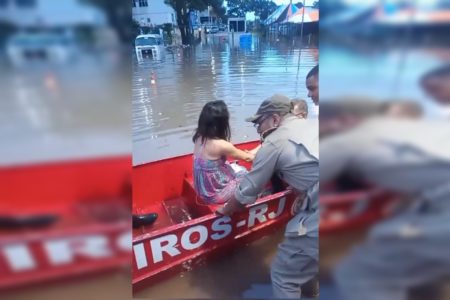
left=161, top=23, right=174, bottom=44
left=132, top=19, right=141, bottom=38
left=210, top=0, right=226, bottom=19
left=226, top=0, right=251, bottom=17
left=294, top=2, right=304, bottom=9
left=82, top=0, right=132, bottom=43
left=164, top=0, right=225, bottom=45
left=226, top=0, right=277, bottom=21
left=252, top=0, right=277, bottom=21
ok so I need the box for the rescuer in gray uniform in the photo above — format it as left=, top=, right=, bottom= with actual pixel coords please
left=218, top=93, right=319, bottom=298
left=320, top=106, right=450, bottom=300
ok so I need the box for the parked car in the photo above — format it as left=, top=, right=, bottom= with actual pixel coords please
left=134, top=34, right=164, bottom=60
left=206, top=26, right=219, bottom=34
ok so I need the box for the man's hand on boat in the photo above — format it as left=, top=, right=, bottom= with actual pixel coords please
left=216, top=197, right=246, bottom=216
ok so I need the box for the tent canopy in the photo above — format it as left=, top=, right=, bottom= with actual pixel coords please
left=264, top=3, right=299, bottom=25
left=287, top=7, right=319, bottom=24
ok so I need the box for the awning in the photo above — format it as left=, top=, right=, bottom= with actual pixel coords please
left=287, top=7, right=319, bottom=24
left=265, top=4, right=299, bottom=25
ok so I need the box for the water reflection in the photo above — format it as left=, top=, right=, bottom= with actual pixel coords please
left=135, top=228, right=285, bottom=299
left=132, top=34, right=318, bottom=165
left=0, top=52, right=130, bottom=166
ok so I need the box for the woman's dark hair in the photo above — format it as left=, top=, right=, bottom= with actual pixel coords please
left=193, top=100, right=231, bottom=144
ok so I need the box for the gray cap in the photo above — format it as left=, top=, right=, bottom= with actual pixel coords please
left=246, top=94, right=291, bottom=123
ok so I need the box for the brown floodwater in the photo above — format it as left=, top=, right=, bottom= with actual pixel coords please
left=132, top=34, right=318, bottom=166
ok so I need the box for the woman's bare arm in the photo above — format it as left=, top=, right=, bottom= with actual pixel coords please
left=218, top=140, right=255, bottom=162
left=246, top=144, right=261, bottom=156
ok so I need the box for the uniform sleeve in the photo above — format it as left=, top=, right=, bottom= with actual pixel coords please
left=235, top=143, right=280, bottom=205
left=320, top=132, right=358, bottom=184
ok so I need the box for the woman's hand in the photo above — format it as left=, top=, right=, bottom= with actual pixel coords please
left=246, top=144, right=261, bottom=156
left=215, top=198, right=246, bottom=216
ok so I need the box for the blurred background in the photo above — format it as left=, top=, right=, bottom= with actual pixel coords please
left=0, top=0, right=131, bottom=299
left=131, top=0, right=318, bottom=298
left=319, top=1, right=450, bottom=300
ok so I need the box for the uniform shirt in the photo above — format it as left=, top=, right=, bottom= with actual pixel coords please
left=320, top=117, right=450, bottom=193
left=321, top=118, right=450, bottom=263
left=235, top=115, right=319, bottom=237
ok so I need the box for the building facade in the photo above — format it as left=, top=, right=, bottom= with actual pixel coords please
left=132, top=0, right=176, bottom=27
left=198, top=7, right=217, bottom=25
left=0, top=0, right=106, bottom=27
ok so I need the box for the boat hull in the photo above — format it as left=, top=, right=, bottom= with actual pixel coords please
left=132, top=191, right=295, bottom=293
left=131, top=141, right=299, bottom=292
left=132, top=141, right=400, bottom=291
left=0, top=156, right=132, bottom=291
left=320, top=189, right=400, bottom=235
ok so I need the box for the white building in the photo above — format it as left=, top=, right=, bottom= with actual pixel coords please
left=132, top=0, right=176, bottom=27
left=198, top=7, right=217, bottom=25
left=0, top=0, right=106, bottom=27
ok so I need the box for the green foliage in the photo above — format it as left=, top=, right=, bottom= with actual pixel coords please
left=226, top=0, right=251, bottom=17
left=82, top=0, right=133, bottom=43
left=164, top=0, right=225, bottom=17
left=164, top=0, right=225, bottom=44
left=162, top=23, right=174, bottom=44
left=253, top=0, right=278, bottom=20
left=226, top=0, right=277, bottom=20
left=209, top=0, right=226, bottom=18
left=132, top=19, right=141, bottom=38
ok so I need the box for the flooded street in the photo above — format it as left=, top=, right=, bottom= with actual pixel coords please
left=132, top=34, right=318, bottom=165
left=0, top=48, right=132, bottom=299
left=0, top=51, right=130, bottom=166
left=321, top=43, right=448, bottom=118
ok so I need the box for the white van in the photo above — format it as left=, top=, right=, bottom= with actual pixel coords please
left=6, top=32, right=77, bottom=67
left=135, top=34, right=164, bottom=60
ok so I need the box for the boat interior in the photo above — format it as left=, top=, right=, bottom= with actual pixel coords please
left=132, top=140, right=400, bottom=237
left=0, top=156, right=131, bottom=235
left=320, top=179, right=400, bottom=234
left=132, top=141, right=263, bottom=236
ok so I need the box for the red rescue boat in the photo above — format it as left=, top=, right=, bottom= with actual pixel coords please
left=320, top=186, right=400, bottom=235
left=0, top=156, right=131, bottom=291
left=132, top=141, right=297, bottom=293
left=0, top=142, right=400, bottom=291
left=132, top=141, right=401, bottom=292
